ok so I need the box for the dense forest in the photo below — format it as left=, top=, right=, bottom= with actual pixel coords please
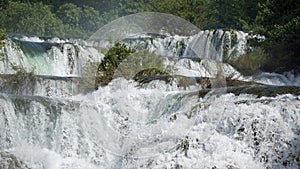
left=0, top=0, right=299, bottom=71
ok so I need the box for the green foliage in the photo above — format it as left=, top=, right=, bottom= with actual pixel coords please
left=133, top=68, right=169, bottom=84
left=0, top=1, right=103, bottom=39
left=81, top=6, right=103, bottom=34
left=0, top=28, right=8, bottom=61
left=177, top=136, right=189, bottom=156
left=2, top=0, right=299, bottom=72
left=207, top=0, right=262, bottom=30
left=138, top=0, right=210, bottom=29
left=57, top=3, right=81, bottom=28
left=253, top=0, right=300, bottom=70
left=101, top=8, right=121, bottom=24
left=229, top=48, right=269, bottom=76
left=55, top=3, right=104, bottom=38
left=0, top=1, right=64, bottom=37
left=114, top=50, right=167, bottom=80
left=86, top=0, right=211, bottom=29
left=95, top=42, right=135, bottom=88
left=230, top=30, right=238, bottom=48
left=0, top=28, right=7, bottom=49
left=0, top=0, right=9, bottom=9
left=134, top=68, right=167, bottom=78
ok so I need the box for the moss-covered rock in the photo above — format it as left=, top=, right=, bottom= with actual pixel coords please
left=0, top=151, right=30, bottom=169
left=198, top=85, right=300, bottom=98
left=241, top=86, right=300, bottom=97
left=0, top=66, right=38, bottom=94
left=133, top=68, right=169, bottom=83
left=226, top=79, right=259, bottom=87
left=177, top=136, right=189, bottom=156
left=78, top=61, right=100, bottom=93
left=198, top=77, right=259, bottom=90
left=134, top=74, right=202, bottom=88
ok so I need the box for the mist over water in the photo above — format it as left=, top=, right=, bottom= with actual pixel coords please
left=0, top=12, right=300, bottom=169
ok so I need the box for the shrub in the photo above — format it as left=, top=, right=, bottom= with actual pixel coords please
left=0, top=28, right=7, bottom=49
left=133, top=67, right=169, bottom=84
left=95, top=42, right=135, bottom=88
left=229, top=48, right=269, bottom=76
left=114, top=50, right=167, bottom=79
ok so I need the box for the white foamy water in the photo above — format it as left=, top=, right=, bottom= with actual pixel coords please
left=1, top=78, right=299, bottom=169
left=1, top=29, right=300, bottom=169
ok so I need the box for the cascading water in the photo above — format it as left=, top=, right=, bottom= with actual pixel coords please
left=0, top=36, right=103, bottom=77
left=1, top=12, right=300, bottom=169
left=1, top=78, right=300, bottom=169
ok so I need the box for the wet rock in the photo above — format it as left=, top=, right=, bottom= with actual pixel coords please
left=0, top=74, right=79, bottom=97
left=0, top=152, right=30, bottom=169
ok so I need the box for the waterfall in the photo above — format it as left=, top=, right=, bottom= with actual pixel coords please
left=1, top=79, right=300, bottom=168
left=95, top=29, right=248, bottom=62
left=184, top=29, right=247, bottom=61
left=0, top=37, right=103, bottom=77
left=0, top=32, right=300, bottom=169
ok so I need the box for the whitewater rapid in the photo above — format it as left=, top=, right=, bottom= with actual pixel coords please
left=0, top=30, right=300, bottom=169
left=1, top=78, right=299, bottom=169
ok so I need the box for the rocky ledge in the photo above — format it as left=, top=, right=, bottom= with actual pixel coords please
left=0, top=151, right=30, bottom=169
left=198, top=85, right=300, bottom=98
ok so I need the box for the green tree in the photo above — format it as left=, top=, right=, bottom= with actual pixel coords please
left=0, top=0, right=9, bottom=9
left=80, top=5, right=103, bottom=35
left=95, top=42, right=135, bottom=87
left=1, top=1, right=103, bottom=38
left=101, top=9, right=120, bottom=24
left=208, top=0, right=262, bottom=30
left=0, top=1, right=64, bottom=36
left=148, top=0, right=210, bottom=29
left=56, top=3, right=84, bottom=37
left=57, top=3, right=103, bottom=38
left=57, top=3, right=81, bottom=28
left=254, top=0, right=300, bottom=70
left=0, top=28, right=8, bottom=48
left=120, top=0, right=210, bottom=29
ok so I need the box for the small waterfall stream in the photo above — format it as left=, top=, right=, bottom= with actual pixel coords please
left=0, top=30, right=300, bottom=169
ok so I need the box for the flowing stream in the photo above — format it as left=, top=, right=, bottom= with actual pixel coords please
left=0, top=28, right=300, bottom=169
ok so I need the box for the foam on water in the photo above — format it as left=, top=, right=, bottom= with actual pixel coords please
left=1, top=25, right=300, bottom=169
left=0, top=38, right=103, bottom=76
left=1, top=77, right=299, bottom=168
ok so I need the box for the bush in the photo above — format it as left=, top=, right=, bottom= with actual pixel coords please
left=0, top=2, right=64, bottom=37
left=95, top=42, right=135, bottom=88
left=0, top=28, right=7, bottom=48
left=114, top=50, right=167, bottom=79
left=133, top=67, right=169, bottom=84
left=229, top=48, right=269, bottom=76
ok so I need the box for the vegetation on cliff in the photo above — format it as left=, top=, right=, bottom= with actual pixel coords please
left=0, top=0, right=298, bottom=72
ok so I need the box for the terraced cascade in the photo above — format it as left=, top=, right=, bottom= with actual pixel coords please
left=0, top=25, right=300, bottom=169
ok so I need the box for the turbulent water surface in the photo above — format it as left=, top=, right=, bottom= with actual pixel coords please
left=0, top=13, right=300, bottom=169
